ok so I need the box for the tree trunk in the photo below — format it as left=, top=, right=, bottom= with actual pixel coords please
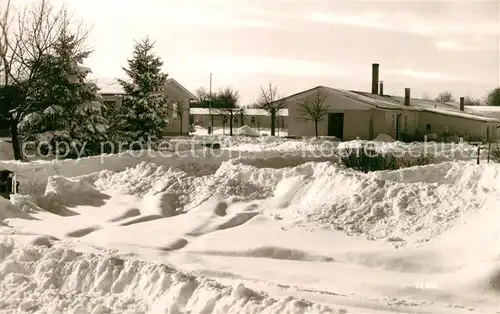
left=179, top=113, right=183, bottom=135
left=315, top=120, right=318, bottom=138
left=10, top=118, right=24, bottom=161
left=229, top=111, right=233, bottom=136
left=270, top=111, right=276, bottom=136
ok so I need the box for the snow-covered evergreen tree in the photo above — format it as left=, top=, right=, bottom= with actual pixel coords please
left=117, top=37, right=169, bottom=142
left=19, top=28, right=106, bottom=158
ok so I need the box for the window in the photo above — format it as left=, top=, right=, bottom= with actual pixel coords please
left=404, top=116, right=408, bottom=131
left=173, top=103, right=178, bottom=118
left=392, top=114, right=395, bottom=129
left=250, top=117, right=256, bottom=124
left=103, top=100, right=116, bottom=107
left=426, top=124, right=431, bottom=132
left=234, top=116, right=239, bottom=123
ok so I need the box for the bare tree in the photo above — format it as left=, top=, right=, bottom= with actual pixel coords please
left=435, top=91, right=455, bottom=103
left=175, top=100, right=185, bottom=135
left=256, top=82, right=286, bottom=136
left=297, top=88, right=328, bottom=138
left=0, top=0, right=82, bottom=160
left=464, top=96, right=481, bottom=106
left=214, top=87, right=239, bottom=136
left=194, top=87, right=209, bottom=104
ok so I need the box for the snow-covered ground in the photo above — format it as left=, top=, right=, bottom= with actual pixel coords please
left=192, top=125, right=288, bottom=137
left=0, top=134, right=499, bottom=313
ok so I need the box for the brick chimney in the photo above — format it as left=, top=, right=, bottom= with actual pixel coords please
left=460, top=97, right=465, bottom=111
left=379, top=81, right=384, bottom=96
left=372, top=63, right=379, bottom=94
left=404, top=88, right=411, bottom=106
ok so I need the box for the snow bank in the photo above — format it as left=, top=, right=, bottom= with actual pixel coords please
left=373, top=133, right=395, bottom=142
left=260, top=160, right=500, bottom=241
left=0, top=239, right=339, bottom=313
left=9, top=150, right=499, bottom=243
left=0, top=196, right=38, bottom=223
left=42, top=174, right=110, bottom=211
left=24, top=155, right=497, bottom=243
left=0, top=149, right=241, bottom=196
left=112, top=159, right=500, bottom=241
left=234, top=125, right=261, bottom=137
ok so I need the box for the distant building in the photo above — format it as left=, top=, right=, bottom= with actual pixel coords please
left=189, top=108, right=288, bottom=131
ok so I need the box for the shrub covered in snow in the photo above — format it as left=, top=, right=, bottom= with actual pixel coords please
left=338, top=145, right=435, bottom=173
left=488, top=143, right=500, bottom=163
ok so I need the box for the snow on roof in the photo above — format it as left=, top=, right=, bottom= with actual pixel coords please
left=421, top=107, right=500, bottom=123
left=190, top=107, right=288, bottom=116
left=245, top=108, right=288, bottom=116
left=165, top=78, right=196, bottom=100
left=95, top=78, right=123, bottom=94
left=334, top=89, right=420, bottom=111
left=355, top=91, right=500, bottom=122
left=465, top=106, right=500, bottom=113
left=95, top=77, right=195, bottom=99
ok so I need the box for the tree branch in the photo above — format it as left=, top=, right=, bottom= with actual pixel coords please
left=297, top=88, right=328, bottom=123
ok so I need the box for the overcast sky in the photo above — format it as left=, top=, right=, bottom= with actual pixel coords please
left=50, top=0, right=499, bottom=104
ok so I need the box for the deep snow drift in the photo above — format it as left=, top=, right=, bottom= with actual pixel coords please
left=0, top=137, right=499, bottom=313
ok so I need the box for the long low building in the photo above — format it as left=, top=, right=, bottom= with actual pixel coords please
left=189, top=107, right=288, bottom=131
left=280, top=64, right=500, bottom=141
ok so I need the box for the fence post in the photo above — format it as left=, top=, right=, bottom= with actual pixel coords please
left=470, top=142, right=482, bottom=165
left=488, top=142, right=492, bottom=163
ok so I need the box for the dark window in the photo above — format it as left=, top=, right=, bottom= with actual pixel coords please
left=404, top=116, right=408, bottom=131
left=426, top=124, right=431, bottom=132
left=234, top=116, right=239, bottom=123
left=251, top=117, right=256, bottom=124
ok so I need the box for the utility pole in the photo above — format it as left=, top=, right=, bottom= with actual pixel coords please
left=209, top=73, right=214, bottom=131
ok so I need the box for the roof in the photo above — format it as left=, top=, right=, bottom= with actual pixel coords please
left=280, top=86, right=500, bottom=123
left=165, top=78, right=196, bottom=100
left=331, top=88, right=420, bottom=111
left=96, top=78, right=123, bottom=94
left=280, top=86, right=419, bottom=111
left=421, top=107, right=500, bottom=123
left=190, top=107, right=288, bottom=116
left=465, top=106, right=500, bottom=113
left=95, top=77, right=196, bottom=100
left=358, top=91, right=500, bottom=123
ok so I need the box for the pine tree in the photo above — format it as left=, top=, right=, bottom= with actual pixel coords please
left=117, top=37, right=169, bottom=143
left=19, top=27, right=105, bottom=158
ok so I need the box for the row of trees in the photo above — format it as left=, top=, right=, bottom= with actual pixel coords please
left=193, top=83, right=287, bottom=136
left=428, top=89, right=500, bottom=106
left=0, top=0, right=172, bottom=160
